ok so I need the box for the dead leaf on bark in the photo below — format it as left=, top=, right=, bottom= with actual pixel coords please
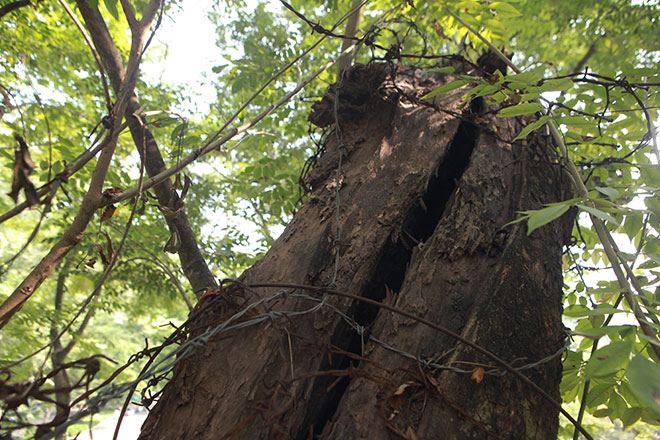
left=405, top=426, right=420, bottom=440
left=93, top=244, right=110, bottom=266
left=102, top=187, right=123, bottom=197
left=471, top=366, right=485, bottom=383
left=101, top=232, right=114, bottom=263
left=164, top=230, right=180, bottom=254
left=100, top=205, right=116, bottom=222
left=7, top=134, right=39, bottom=205
left=387, top=381, right=417, bottom=413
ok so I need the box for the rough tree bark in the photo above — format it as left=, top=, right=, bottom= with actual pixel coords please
left=138, top=62, right=574, bottom=439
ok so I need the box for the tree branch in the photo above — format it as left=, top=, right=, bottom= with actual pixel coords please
left=336, top=0, right=364, bottom=78
left=570, top=41, right=597, bottom=75
left=126, top=257, right=193, bottom=311
left=0, top=1, right=158, bottom=329
left=75, top=0, right=217, bottom=296
left=119, top=0, right=137, bottom=29
left=0, top=128, right=119, bottom=329
left=0, top=0, right=40, bottom=19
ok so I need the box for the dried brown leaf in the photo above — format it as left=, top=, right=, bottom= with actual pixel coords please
left=471, top=367, right=485, bottom=384
left=100, top=205, right=116, bottom=223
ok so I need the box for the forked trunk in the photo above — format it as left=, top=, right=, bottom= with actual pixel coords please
left=139, top=62, right=573, bottom=440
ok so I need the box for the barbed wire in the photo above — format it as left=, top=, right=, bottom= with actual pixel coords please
left=18, top=283, right=571, bottom=439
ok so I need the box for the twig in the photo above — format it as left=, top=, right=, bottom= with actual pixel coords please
left=125, top=256, right=193, bottom=311
left=58, top=0, right=112, bottom=109
left=0, top=0, right=40, bottom=19
left=106, top=41, right=359, bottom=206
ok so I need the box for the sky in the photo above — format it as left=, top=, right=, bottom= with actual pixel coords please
left=142, top=0, right=224, bottom=115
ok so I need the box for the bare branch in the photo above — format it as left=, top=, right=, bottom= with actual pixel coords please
left=119, top=0, right=137, bottom=30
left=126, top=257, right=193, bottom=311
left=58, top=0, right=112, bottom=109
left=0, top=0, right=41, bottom=19
left=336, top=0, right=365, bottom=77
left=570, top=41, right=597, bottom=75
left=75, top=0, right=217, bottom=295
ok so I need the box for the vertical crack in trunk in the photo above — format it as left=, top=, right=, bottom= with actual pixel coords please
left=298, top=104, right=482, bottom=439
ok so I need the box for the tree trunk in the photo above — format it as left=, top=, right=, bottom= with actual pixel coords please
left=138, top=63, right=574, bottom=439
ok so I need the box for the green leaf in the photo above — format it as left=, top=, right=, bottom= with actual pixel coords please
left=594, top=186, right=620, bottom=200
left=609, top=392, right=629, bottom=420
left=621, top=407, right=643, bottom=428
left=564, top=305, right=626, bottom=318
left=592, top=408, right=613, bottom=418
left=539, top=78, right=574, bottom=92
left=490, top=2, right=522, bottom=17
left=464, top=83, right=500, bottom=100
left=573, top=325, right=635, bottom=339
left=423, top=79, right=470, bottom=99
left=623, top=211, right=643, bottom=240
left=627, top=355, right=660, bottom=415
left=577, top=204, right=620, bottom=226
left=513, top=115, right=551, bottom=140
left=497, top=103, right=544, bottom=117
left=525, top=203, right=571, bottom=235
left=103, top=0, right=120, bottom=20
left=586, top=382, right=614, bottom=407
left=584, top=341, right=632, bottom=379
left=504, top=70, right=544, bottom=87
left=432, top=66, right=456, bottom=74
left=556, top=115, right=594, bottom=128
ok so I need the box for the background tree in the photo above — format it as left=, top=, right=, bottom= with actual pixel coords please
left=0, top=0, right=659, bottom=439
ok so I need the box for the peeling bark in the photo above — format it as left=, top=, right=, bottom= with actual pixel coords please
left=139, top=63, right=573, bottom=439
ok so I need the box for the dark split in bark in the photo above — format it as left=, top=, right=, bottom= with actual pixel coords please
left=138, top=62, right=574, bottom=439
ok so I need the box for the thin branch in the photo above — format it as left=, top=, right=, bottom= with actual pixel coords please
left=443, top=7, right=520, bottom=74
left=125, top=256, right=193, bottom=311
left=0, top=0, right=40, bottom=19
left=58, top=0, right=112, bottom=109
left=107, top=42, right=358, bottom=207
left=542, top=97, right=614, bottom=122
left=119, top=0, right=137, bottom=30
left=570, top=41, right=597, bottom=75
left=75, top=0, right=218, bottom=295
left=336, top=0, right=365, bottom=77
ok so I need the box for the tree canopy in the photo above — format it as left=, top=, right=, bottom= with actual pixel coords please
left=0, top=0, right=659, bottom=438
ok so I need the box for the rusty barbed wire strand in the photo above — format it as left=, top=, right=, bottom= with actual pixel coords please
left=7, top=281, right=585, bottom=440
